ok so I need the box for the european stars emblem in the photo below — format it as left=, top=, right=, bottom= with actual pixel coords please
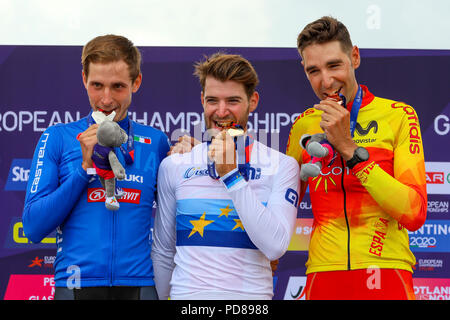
left=188, top=212, right=214, bottom=238
left=218, top=205, right=234, bottom=218
left=232, top=219, right=244, bottom=231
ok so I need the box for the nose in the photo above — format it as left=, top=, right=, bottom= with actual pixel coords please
left=321, top=70, right=334, bottom=90
left=215, top=100, right=230, bottom=118
left=101, top=88, right=113, bottom=107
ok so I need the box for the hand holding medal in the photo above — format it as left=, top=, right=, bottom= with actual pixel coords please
left=207, top=123, right=244, bottom=178
left=314, top=87, right=361, bottom=161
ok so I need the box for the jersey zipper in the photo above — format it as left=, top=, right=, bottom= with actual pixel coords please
left=340, top=156, right=351, bottom=270
left=110, top=211, right=116, bottom=286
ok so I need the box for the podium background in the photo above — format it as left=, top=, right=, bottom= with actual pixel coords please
left=0, top=45, right=449, bottom=299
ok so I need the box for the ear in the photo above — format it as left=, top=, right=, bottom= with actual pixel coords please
left=351, top=46, right=361, bottom=69
left=132, top=73, right=142, bottom=93
left=249, top=91, right=259, bottom=113
left=82, top=71, right=88, bottom=89
left=200, top=91, right=205, bottom=107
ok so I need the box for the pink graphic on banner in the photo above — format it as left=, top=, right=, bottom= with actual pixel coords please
left=4, top=274, right=54, bottom=300
left=413, top=278, right=450, bottom=300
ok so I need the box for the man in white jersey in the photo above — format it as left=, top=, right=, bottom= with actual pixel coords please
left=151, top=53, right=300, bottom=300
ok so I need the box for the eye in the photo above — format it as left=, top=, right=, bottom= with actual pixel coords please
left=91, top=82, right=102, bottom=88
left=205, top=97, right=218, bottom=104
left=113, top=83, right=125, bottom=89
left=228, top=98, right=241, bottom=105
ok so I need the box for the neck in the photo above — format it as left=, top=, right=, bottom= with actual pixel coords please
left=116, top=114, right=129, bottom=131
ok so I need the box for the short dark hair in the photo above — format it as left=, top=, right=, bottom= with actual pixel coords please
left=82, top=34, right=141, bottom=82
left=297, top=16, right=353, bottom=56
left=193, top=52, right=259, bottom=99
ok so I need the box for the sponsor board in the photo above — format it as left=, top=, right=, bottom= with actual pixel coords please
left=283, top=276, right=307, bottom=300
left=409, top=220, right=450, bottom=252
left=4, top=159, right=31, bottom=191
left=288, top=219, right=313, bottom=251
left=425, top=162, right=450, bottom=195
left=428, top=196, right=449, bottom=216
left=4, top=218, right=56, bottom=248
left=413, top=278, right=450, bottom=300
left=4, top=274, right=54, bottom=300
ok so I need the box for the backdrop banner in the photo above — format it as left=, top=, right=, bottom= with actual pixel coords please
left=0, top=45, right=449, bottom=300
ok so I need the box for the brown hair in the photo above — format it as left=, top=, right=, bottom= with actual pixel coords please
left=81, top=34, right=141, bottom=82
left=193, top=52, right=259, bottom=99
left=297, top=16, right=353, bottom=56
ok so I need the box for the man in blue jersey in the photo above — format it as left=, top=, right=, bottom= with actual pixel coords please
left=151, top=53, right=299, bottom=300
left=22, top=35, right=170, bottom=300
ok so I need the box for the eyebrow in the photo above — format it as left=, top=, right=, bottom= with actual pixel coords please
left=305, top=59, right=344, bottom=73
left=204, top=95, right=243, bottom=100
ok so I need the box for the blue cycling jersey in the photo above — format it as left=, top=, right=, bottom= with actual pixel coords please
left=22, top=114, right=170, bottom=287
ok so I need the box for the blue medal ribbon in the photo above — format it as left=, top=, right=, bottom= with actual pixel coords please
left=346, top=85, right=363, bottom=138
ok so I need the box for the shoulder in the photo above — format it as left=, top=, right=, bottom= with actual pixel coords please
left=132, top=121, right=171, bottom=153
left=370, top=95, right=417, bottom=114
left=132, top=121, right=169, bottom=140
left=41, top=117, right=87, bottom=141
left=160, top=142, right=206, bottom=170
left=290, top=107, right=321, bottom=130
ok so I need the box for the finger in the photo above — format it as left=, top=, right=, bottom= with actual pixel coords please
left=315, top=101, right=345, bottom=114
left=213, top=130, right=228, bottom=140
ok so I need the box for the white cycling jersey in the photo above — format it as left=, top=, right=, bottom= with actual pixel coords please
left=152, top=140, right=299, bottom=300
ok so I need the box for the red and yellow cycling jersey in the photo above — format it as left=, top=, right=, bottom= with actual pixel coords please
left=286, top=85, right=427, bottom=274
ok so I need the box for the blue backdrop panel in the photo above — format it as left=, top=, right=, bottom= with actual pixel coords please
left=0, top=46, right=449, bottom=299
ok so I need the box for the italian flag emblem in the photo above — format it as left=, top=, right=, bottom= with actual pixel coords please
left=134, top=135, right=152, bottom=144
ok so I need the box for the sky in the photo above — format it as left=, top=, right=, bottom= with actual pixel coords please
left=0, top=0, right=449, bottom=49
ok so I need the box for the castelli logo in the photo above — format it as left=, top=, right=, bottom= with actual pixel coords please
left=87, top=188, right=141, bottom=204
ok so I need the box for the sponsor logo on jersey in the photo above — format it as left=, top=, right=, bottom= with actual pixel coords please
left=30, top=133, right=50, bottom=193
left=391, top=103, right=421, bottom=154
left=87, top=188, right=141, bottom=204
left=183, top=166, right=262, bottom=180
left=285, top=188, right=299, bottom=207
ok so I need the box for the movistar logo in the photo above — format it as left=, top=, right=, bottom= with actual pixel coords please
left=355, top=121, right=378, bottom=136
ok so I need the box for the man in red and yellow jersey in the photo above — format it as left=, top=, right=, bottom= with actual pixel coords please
left=286, top=16, right=427, bottom=300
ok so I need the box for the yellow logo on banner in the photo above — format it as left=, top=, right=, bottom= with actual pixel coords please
left=13, top=222, right=55, bottom=244
left=288, top=218, right=313, bottom=251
